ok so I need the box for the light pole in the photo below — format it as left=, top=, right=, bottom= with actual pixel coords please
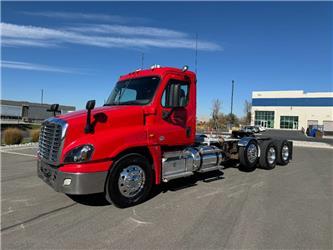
left=230, top=80, right=234, bottom=116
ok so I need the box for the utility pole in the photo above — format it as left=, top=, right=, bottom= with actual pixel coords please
left=230, top=80, right=234, bottom=116
left=41, top=89, right=44, bottom=104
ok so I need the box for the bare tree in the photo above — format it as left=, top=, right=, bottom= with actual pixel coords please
left=244, top=100, right=252, bottom=124
left=211, top=99, right=222, bottom=130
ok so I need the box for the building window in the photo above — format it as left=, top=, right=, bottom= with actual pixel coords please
left=254, top=111, right=275, bottom=128
left=280, top=116, right=299, bottom=129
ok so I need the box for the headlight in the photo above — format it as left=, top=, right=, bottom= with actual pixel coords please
left=64, top=145, right=94, bottom=163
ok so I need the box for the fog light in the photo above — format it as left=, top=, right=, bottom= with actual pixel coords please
left=63, top=178, right=71, bottom=186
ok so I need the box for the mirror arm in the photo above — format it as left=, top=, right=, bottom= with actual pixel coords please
left=85, top=109, right=93, bottom=133
left=84, top=100, right=96, bottom=134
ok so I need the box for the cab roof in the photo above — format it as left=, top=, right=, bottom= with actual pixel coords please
left=119, top=66, right=196, bottom=81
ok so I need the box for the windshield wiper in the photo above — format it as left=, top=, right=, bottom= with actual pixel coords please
left=116, top=79, right=132, bottom=105
left=103, top=103, right=115, bottom=106
left=118, top=100, right=141, bottom=105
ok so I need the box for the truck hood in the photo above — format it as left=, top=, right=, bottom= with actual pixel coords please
left=58, top=105, right=137, bottom=123
left=57, top=105, right=145, bottom=151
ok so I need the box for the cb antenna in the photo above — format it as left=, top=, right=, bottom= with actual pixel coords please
left=141, top=52, right=144, bottom=69
left=195, top=33, right=198, bottom=74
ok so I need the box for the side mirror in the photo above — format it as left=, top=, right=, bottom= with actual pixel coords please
left=47, top=104, right=60, bottom=116
left=85, top=100, right=96, bottom=133
left=170, top=84, right=187, bottom=108
left=170, top=84, right=181, bottom=107
left=86, top=100, right=96, bottom=110
left=50, top=104, right=59, bottom=111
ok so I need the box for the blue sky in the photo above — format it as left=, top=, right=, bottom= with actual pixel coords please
left=1, top=2, right=332, bottom=119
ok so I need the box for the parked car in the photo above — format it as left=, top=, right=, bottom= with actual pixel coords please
left=255, top=125, right=266, bottom=132
left=242, top=125, right=259, bottom=133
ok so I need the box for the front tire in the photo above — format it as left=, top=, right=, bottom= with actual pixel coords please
left=105, top=154, right=152, bottom=208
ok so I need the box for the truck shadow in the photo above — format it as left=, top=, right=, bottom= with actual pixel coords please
left=67, top=170, right=225, bottom=207
left=222, top=160, right=258, bottom=173
left=148, top=170, right=225, bottom=201
left=67, top=193, right=110, bottom=207
left=67, top=162, right=274, bottom=207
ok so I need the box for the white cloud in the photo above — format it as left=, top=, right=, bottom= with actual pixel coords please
left=20, top=11, right=149, bottom=24
left=1, top=22, right=222, bottom=51
left=1, top=38, right=58, bottom=48
left=65, top=24, right=187, bottom=38
left=1, top=60, right=77, bottom=73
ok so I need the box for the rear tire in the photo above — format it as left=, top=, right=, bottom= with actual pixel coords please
left=105, top=154, right=153, bottom=208
left=258, top=140, right=277, bottom=170
left=239, top=140, right=259, bottom=172
left=274, top=140, right=291, bottom=165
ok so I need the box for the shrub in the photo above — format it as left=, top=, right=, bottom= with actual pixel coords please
left=31, top=129, right=40, bottom=142
left=3, top=128, right=23, bottom=145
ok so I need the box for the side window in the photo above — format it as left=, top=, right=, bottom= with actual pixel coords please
left=161, top=80, right=189, bottom=107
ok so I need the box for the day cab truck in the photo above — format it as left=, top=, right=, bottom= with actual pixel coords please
left=37, top=65, right=293, bottom=208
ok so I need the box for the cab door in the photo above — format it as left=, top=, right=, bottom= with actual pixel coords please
left=153, top=74, right=196, bottom=146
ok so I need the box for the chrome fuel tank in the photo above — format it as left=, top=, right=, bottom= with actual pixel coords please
left=162, top=146, right=225, bottom=182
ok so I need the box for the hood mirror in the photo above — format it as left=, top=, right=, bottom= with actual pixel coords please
left=86, top=100, right=96, bottom=110
left=47, top=103, right=61, bottom=116
left=85, top=100, right=96, bottom=134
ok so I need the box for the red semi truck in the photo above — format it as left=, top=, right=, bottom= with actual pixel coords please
left=37, top=65, right=292, bottom=207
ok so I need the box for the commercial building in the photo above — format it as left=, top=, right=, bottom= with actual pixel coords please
left=0, top=99, right=75, bottom=123
left=251, top=90, right=333, bottom=132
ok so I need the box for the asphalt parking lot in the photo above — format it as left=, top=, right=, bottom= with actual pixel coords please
left=260, top=129, right=333, bottom=145
left=1, top=146, right=332, bottom=249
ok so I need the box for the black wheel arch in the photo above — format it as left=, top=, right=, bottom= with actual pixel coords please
left=112, top=147, right=154, bottom=166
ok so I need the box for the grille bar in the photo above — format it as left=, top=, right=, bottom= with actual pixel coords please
left=38, top=118, right=67, bottom=165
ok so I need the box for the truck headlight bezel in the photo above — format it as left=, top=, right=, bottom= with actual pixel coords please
left=63, top=144, right=94, bottom=163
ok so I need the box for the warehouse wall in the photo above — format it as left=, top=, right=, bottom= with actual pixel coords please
left=251, top=90, right=333, bottom=131
left=0, top=100, right=75, bottom=122
left=251, top=106, right=333, bottom=130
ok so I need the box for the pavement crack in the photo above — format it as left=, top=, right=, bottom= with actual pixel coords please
left=1, top=203, right=77, bottom=232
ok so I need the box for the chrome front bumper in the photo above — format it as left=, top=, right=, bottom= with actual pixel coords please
left=37, top=159, right=108, bottom=195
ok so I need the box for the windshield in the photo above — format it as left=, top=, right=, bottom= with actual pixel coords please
left=105, top=76, right=160, bottom=106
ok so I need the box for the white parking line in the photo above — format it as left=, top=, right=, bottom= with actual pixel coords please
left=1, top=146, right=38, bottom=151
left=292, top=140, right=333, bottom=149
left=0, top=151, right=36, bottom=158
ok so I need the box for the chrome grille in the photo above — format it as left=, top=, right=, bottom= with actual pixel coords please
left=38, top=118, right=67, bottom=164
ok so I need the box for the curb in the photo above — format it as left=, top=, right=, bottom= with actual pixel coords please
left=0, top=142, right=39, bottom=149
left=292, top=140, right=333, bottom=149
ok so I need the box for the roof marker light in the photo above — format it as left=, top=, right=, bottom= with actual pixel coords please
left=182, top=65, right=189, bottom=72
left=150, top=64, right=161, bottom=69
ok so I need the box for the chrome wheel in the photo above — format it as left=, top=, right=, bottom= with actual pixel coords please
left=267, top=147, right=276, bottom=164
left=118, top=165, right=145, bottom=198
left=247, top=144, right=258, bottom=163
left=282, top=145, right=289, bottom=161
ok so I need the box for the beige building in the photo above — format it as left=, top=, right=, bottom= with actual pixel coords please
left=251, top=90, right=333, bottom=131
